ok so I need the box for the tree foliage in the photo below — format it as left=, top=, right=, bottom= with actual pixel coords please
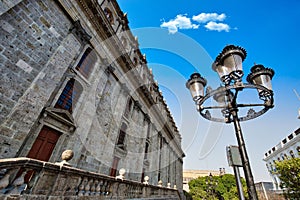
left=188, top=174, right=248, bottom=200
left=275, top=157, right=300, bottom=199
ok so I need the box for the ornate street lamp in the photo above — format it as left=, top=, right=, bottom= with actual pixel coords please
left=186, top=45, right=275, bottom=200
left=205, top=173, right=217, bottom=198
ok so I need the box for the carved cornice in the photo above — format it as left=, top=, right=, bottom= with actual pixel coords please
left=114, top=145, right=127, bottom=158
left=69, top=20, right=92, bottom=44
left=133, top=100, right=141, bottom=110
left=41, top=107, right=76, bottom=133
left=144, top=113, right=150, bottom=123
left=121, top=83, right=130, bottom=94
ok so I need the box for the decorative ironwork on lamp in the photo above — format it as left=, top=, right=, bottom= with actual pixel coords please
left=185, top=44, right=275, bottom=200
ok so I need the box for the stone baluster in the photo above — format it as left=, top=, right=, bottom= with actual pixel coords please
left=8, top=169, right=27, bottom=195
left=78, top=177, right=88, bottom=196
left=126, top=184, right=131, bottom=198
left=0, top=169, right=12, bottom=194
left=91, top=179, right=98, bottom=195
left=84, top=179, right=93, bottom=196
left=104, top=180, right=111, bottom=195
left=138, top=185, right=143, bottom=197
left=99, top=180, right=105, bottom=195
left=95, top=180, right=101, bottom=195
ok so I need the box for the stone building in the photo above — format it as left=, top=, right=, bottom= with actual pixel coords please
left=263, top=127, right=300, bottom=191
left=182, top=169, right=225, bottom=192
left=0, top=0, right=184, bottom=194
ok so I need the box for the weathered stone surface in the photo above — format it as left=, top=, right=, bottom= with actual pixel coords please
left=0, top=0, right=184, bottom=198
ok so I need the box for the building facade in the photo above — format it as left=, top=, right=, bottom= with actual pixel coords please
left=255, top=182, right=284, bottom=200
left=182, top=169, right=225, bottom=192
left=0, top=0, right=184, bottom=193
left=263, top=127, right=300, bottom=191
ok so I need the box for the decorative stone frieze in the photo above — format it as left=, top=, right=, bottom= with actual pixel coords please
left=69, top=20, right=92, bottom=45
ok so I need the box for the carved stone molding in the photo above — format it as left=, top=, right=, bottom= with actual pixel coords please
left=69, top=20, right=92, bottom=45
left=133, top=100, right=141, bottom=110
left=121, top=83, right=130, bottom=94
left=105, top=65, right=115, bottom=75
left=40, top=107, right=76, bottom=133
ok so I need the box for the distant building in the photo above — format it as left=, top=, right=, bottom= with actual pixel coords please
left=255, top=182, right=284, bottom=200
left=263, top=128, right=300, bottom=191
left=183, top=168, right=225, bottom=192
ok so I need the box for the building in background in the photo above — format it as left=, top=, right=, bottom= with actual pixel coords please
left=183, top=168, right=225, bottom=192
left=0, top=0, right=184, bottom=195
left=255, top=182, right=284, bottom=200
left=263, top=128, right=300, bottom=191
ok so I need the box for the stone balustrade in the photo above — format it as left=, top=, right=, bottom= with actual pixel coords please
left=0, top=158, right=180, bottom=199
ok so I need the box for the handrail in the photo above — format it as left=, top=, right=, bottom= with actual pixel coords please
left=0, top=157, right=180, bottom=199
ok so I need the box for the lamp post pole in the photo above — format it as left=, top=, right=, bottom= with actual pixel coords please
left=186, top=45, right=275, bottom=200
left=231, top=108, right=257, bottom=200
left=206, top=173, right=216, bottom=199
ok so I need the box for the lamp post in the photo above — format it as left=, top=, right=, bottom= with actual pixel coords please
left=186, top=45, right=275, bottom=200
left=205, top=173, right=217, bottom=198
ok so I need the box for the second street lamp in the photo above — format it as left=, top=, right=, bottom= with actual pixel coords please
left=186, top=45, right=275, bottom=200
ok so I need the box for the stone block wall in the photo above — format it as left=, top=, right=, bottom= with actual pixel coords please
left=0, top=0, right=77, bottom=159
left=0, top=0, right=185, bottom=196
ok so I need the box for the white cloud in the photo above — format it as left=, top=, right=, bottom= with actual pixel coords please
left=192, top=13, right=226, bottom=23
left=204, top=21, right=230, bottom=32
left=160, top=14, right=199, bottom=34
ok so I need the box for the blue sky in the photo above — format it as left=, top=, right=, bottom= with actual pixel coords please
left=117, top=0, right=300, bottom=182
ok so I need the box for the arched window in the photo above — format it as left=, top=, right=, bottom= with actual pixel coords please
left=124, top=98, right=133, bottom=118
left=133, top=57, right=138, bottom=66
left=116, top=123, right=127, bottom=149
left=104, top=7, right=114, bottom=24
left=75, top=48, right=97, bottom=79
left=290, top=150, right=295, bottom=158
left=144, top=141, right=149, bottom=159
left=55, top=78, right=83, bottom=113
left=121, top=36, right=127, bottom=47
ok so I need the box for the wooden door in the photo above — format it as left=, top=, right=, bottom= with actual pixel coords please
left=21, top=126, right=61, bottom=183
left=27, top=126, right=61, bottom=161
left=109, top=157, right=120, bottom=177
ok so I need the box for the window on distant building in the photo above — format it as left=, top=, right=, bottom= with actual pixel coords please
left=55, top=78, right=83, bottom=113
left=295, top=128, right=300, bottom=135
left=109, top=156, right=120, bottom=177
left=116, top=123, right=127, bottom=149
left=269, top=162, right=273, bottom=171
left=282, top=138, right=287, bottom=144
left=290, top=150, right=295, bottom=158
left=75, top=47, right=97, bottom=79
